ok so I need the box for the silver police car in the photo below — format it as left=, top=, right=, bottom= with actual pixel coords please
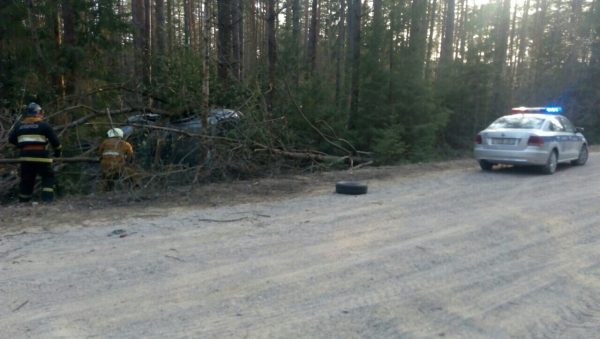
left=474, top=107, right=588, bottom=174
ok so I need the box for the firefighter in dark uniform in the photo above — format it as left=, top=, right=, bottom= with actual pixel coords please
left=8, top=102, right=62, bottom=203
left=98, top=128, right=135, bottom=191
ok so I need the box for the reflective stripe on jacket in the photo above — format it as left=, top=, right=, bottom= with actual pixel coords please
left=99, top=137, right=134, bottom=171
left=8, top=117, right=61, bottom=162
left=18, top=134, right=49, bottom=143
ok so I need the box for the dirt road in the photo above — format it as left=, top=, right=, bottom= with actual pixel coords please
left=2, top=154, right=600, bottom=338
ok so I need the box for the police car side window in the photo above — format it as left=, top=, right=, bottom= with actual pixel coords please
left=559, top=117, right=575, bottom=133
left=551, top=119, right=565, bottom=132
left=548, top=120, right=564, bottom=132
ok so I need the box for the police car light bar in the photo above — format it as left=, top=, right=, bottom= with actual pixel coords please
left=545, top=106, right=562, bottom=113
left=510, top=106, right=563, bottom=114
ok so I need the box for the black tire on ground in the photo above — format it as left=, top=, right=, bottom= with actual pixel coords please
left=541, top=150, right=558, bottom=175
left=335, top=181, right=368, bottom=195
left=479, top=160, right=494, bottom=171
left=571, top=144, right=588, bottom=166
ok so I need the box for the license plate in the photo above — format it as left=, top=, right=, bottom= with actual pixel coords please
left=492, top=138, right=517, bottom=145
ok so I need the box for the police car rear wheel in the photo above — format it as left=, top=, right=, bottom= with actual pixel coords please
left=571, top=144, right=588, bottom=166
left=542, top=150, right=557, bottom=175
left=479, top=160, right=493, bottom=171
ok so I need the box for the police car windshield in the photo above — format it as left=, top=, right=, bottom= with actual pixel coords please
left=488, top=115, right=545, bottom=130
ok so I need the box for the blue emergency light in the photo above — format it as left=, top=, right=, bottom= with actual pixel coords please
left=544, top=106, right=562, bottom=113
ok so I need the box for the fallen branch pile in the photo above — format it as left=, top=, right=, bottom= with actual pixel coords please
left=0, top=157, right=99, bottom=164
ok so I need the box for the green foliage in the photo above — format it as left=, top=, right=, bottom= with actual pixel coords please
left=372, top=125, right=408, bottom=164
left=562, top=65, right=600, bottom=143
left=437, top=62, right=495, bottom=149
left=276, top=75, right=345, bottom=154
left=0, top=3, right=51, bottom=105
left=156, top=50, right=207, bottom=111
left=352, top=31, right=391, bottom=151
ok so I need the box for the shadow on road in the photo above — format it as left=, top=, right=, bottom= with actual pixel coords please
left=477, top=163, right=576, bottom=176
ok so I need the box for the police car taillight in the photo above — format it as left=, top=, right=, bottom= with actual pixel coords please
left=527, top=135, right=544, bottom=146
left=475, top=134, right=482, bottom=144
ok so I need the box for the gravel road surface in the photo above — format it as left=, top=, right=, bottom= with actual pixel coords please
left=2, top=154, right=600, bottom=338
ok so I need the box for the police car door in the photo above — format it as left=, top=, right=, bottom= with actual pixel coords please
left=553, top=117, right=577, bottom=159
left=548, top=118, right=571, bottom=160
left=557, top=116, right=580, bottom=159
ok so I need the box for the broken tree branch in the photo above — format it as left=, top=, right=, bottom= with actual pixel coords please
left=0, top=157, right=99, bottom=164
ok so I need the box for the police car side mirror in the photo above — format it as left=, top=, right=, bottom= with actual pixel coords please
left=575, top=127, right=584, bottom=134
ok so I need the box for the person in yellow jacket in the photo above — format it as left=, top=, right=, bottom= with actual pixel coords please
left=98, top=128, right=135, bottom=191
left=8, top=102, right=62, bottom=202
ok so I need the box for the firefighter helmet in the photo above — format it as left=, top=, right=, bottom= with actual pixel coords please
left=107, top=128, right=124, bottom=138
left=25, top=102, right=42, bottom=116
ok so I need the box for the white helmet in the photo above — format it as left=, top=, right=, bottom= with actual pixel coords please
left=107, top=128, right=124, bottom=138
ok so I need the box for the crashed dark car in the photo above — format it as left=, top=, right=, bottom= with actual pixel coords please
left=170, top=108, right=243, bottom=134
left=122, top=108, right=243, bottom=137
left=121, top=108, right=244, bottom=166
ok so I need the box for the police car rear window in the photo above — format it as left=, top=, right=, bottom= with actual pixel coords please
left=489, top=116, right=545, bottom=130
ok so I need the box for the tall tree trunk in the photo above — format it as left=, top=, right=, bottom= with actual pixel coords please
left=184, top=0, right=189, bottom=46
left=61, top=0, right=75, bottom=47
left=291, top=0, right=301, bottom=87
left=304, top=0, right=310, bottom=51
left=492, top=0, right=511, bottom=113
left=266, top=0, right=277, bottom=115
left=408, top=0, right=428, bottom=78
left=369, top=0, right=384, bottom=74
left=167, top=0, right=173, bottom=55
left=61, top=0, right=76, bottom=99
left=245, top=0, right=257, bottom=78
left=191, top=0, right=198, bottom=50
left=202, top=0, right=211, bottom=129
left=388, top=2, right=398, bottom=104
left=493, top=0, right=511, bottom=70
left=457, top=0, right=467, bottom=60
left=591, top=0, right=600, bottom=68
left=143, top=0, right=151, bottom=85
left=425, top=0, right=438, bottom=79
left=373, top=0, right=382, bottom=24
left=307, top=0, right=319, bottom=74
left=218, top=0, right=233, bottom=84
left=531, top=0, right=548, bottom=102
left=507, top=2, right=517, bottom=86
left=232, top=0, right=243, bottom=80
left=372, top=0, right=383, bottom=52
left=515, top=0, right=530, bottom=87
left=439, top=0, right=455, bottom=67
left=155, top=0, right=166, bottom=55
left=132, top=0, right=149, bottom=85
left=347, top=0, right=361, bottom=130
left=566, top=0, right=583, bottom=80
left=334, top=0, right=345, bottom=108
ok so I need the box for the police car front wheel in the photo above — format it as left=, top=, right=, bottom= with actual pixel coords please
left=571, top=144, right=588, bottom=166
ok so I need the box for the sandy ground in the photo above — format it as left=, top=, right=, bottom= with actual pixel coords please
left=2, top=154, right=600, bottom=338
